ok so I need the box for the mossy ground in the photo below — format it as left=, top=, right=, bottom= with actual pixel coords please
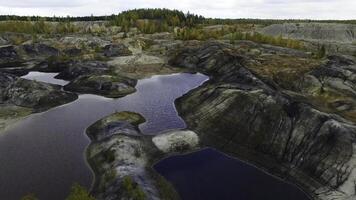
left=306, top=89, right=356, bottom=123
left=0, top=105, right=32, bottom=131
left=245, top=54, right=321, bottom=90
left=98, top=111, right=146, bottom=127
left=121, top=176, right=147, bottom=200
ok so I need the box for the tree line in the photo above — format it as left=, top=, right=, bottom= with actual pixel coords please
left=1, top=9, right=356, bottom=26
left=108, top=8, right=205, bottom=33
left=0, top=15, right=109, bottom=22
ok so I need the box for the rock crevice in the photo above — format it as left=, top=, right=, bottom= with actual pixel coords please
left=171, top=41, right=356, bottom=200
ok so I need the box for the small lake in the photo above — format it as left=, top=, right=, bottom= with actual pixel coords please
left=0, top=72, right=208, bottom=200
left=154, top=148, right=310, bottom=200
left=0, top=71, right=311, bottom=200
left=21, top=71, right=69, bottom=86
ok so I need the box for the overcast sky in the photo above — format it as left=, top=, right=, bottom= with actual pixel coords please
left=0, top=0, right=355, bottom=19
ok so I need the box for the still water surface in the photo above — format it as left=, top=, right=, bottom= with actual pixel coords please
left=21, top=71, right=69, bottom=86
left=1, top=72, right=310, bottom=200
left=154, top=148, right=311, bottom=200
left=0, top=72, right=208, bottom=200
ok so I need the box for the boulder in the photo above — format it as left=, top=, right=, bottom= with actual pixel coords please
left=103, top=44, right=132, bottom=57
left=0, top=72, right=77, bottom=111
left=59, top=36, right=110, bottom=49
left=86, top=111, right=145, bottom=141
left=0, top=37, right=8, bottom=46
left=32, top=59, right=70, bottom=73
left=64, top=74, right=137, bottom=98
left=63, top=47, right=82, bottom=56
left=152, top=130, right=199, bottom=153
left=22, top=43, right=59, bottom=57
left=55, top=61, right=110, bottom=80
left=0, top=45, right=21, bottom=67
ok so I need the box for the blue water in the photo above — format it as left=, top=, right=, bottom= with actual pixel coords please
left=154, top=148, right=311, bottom=200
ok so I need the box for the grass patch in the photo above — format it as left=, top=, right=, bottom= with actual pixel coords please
left=102, top=149, right=116, bottom=163
left=0, top=20, right=79, bottom=35
left=245, top=54, right=321, bottom=90
left=0, top=105, right=32, bottom=120
left=21, top=194, right=38, bottom=200
left=306, top=89, right=356, bottom=123
left=230, top=32, right=304, bottom=50
left=121, top=176, right=147, bottom=200
left=103, top=169, right=117, bottom=183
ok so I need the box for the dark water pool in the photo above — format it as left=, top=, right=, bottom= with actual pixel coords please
left=154, top=148, right=311, bottom=200
left=0, top=72, right=208, bottom=200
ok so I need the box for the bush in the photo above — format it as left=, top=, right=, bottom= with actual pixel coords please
left=316, top=45, right=326, bottom=58
left=103, top=170, right=117, bottom=183
left=54, top=21, right=79, bottom=34
left=0, top=20, right=78, bottom=35
left=230, top=32, right=304, bottom=50
left=65, top=183, right=95, bottom=200
left=122, top=176, right=146, bottom=200
left=21, top=194, right=38, bottom=200
left=175, top=27, right=231, bottom=40
left=103, top=149, right=116, bottom=163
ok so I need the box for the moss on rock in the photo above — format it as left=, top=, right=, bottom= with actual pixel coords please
left=64, top=74, right=137, bottom=98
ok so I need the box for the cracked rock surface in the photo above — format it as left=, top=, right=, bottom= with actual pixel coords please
left=171, top=41, right=356, bottom=200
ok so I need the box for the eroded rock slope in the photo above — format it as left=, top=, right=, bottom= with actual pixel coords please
left=171, top=41, right=356, bottom=200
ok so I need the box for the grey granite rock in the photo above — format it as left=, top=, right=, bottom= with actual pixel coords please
left=171, top=41, right=356, bottom=200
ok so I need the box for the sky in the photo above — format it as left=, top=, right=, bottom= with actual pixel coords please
left=0, top=0, right=355, bottom=20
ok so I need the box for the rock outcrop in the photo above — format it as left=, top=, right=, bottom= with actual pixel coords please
left=152, top=130, right=199, bottom=153
left=170, top=41, right=356, bottom=200
left=55, top=61, right=110, bottom=80
left=260, top=23, right=356, bottom=43
left=0, top=72, right=77, bottom=111
left=295, top=55, right=356, bottom=122
left=64, top=74, right=137, bottom=98
left=86, top=111, right=145, bottom=141
left=0, top=104, right=32, bottom=131
left=107, top=54, right=179, bottom=79
left=0, top=45, right=22, bottom=67
left=21, top=43, right=60, bottom=58
left=86, top=111, right=199, bottom=200
left=103, top=44, right=132, bottom=57
left=259, top=23, right=356, bottom=55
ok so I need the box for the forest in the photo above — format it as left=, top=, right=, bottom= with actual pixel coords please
left=0, top=8, right=334, bottom=52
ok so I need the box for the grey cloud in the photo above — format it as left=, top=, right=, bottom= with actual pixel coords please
left=0, top=0, right=96, bottom=8
left=0, top=0, right=355, bottom=19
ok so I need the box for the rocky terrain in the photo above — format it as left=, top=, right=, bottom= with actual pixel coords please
left=260, top=23, right=356, bottom=56
left=0, top=18, right=356, bottom=200
left=86, top=111, right=200, bottom=200
left=0, top=71, right=77, bottom=131
left=261, top=23, right=356, bottom=43
left=170, top=41, right=356, bottom=200
left=0, top=29, right=184, bottom=131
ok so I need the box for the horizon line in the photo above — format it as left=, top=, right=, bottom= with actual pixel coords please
left=0, top=8, right=355, bottom=21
